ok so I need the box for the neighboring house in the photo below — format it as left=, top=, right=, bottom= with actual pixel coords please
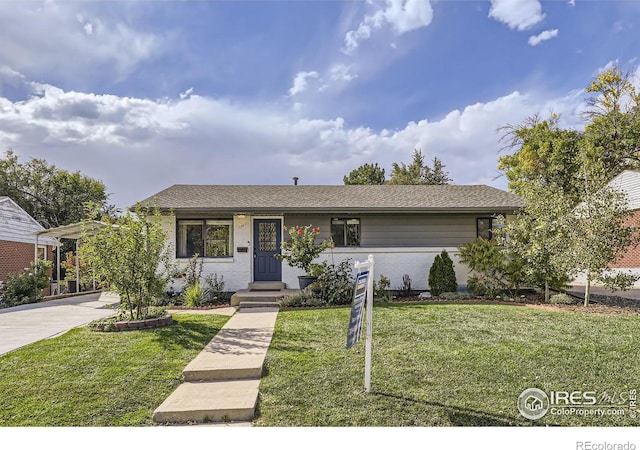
left=606, top=170, right=640, bottom=285
left=0, top=196, right=57, bottom=289
left=138, top=184, right=524, bottom=292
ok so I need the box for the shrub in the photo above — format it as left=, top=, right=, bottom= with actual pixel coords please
left=428, top=250, right=457, bottom=297
left=182, top=254, right=203, bottom=291
left=0, top=260, right=51, bottom=307
left=397, top=274, right=412, bottom=297
left=279, top=289, right=325, bottom=308
left=203, top=273, right=226, bottom=305
left=459, top=238, right=508, bottom=298
left=374, top=274, right=392, bottom=303
left=184, top=283, right=204, bottom=307
left=549, top=293, right=575, bottom=305
left=316, top=259, right=355, bottom=305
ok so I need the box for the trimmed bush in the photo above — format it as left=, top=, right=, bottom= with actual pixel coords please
left=279, top=290, right=325, bottom=308
left=428, top=250, right=457, bottom=297
left=549, top=293, right=575, bottom=305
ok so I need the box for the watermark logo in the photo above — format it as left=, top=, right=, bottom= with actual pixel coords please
left=518, top=388, right=636, bottom=420
left=517, top=388, right=550, bottom=420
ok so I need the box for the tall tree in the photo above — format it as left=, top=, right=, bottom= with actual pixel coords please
left=498, top=114, right=583, bottom=204
left=582, top=67, right=640, bottom=176
left=0, top=149, right=110, bottom=228
left=387, top=149, right=452, bottom=185
left=343, top=163, right=386, bottom=185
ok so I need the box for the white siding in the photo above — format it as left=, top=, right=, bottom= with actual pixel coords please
left=283, top=247, right=470, bottom=291
left=609, top=170, right=640, bottom=210
left=0, top=197, right=56, bottom=245
left=162, top=213, right=253, bottom=292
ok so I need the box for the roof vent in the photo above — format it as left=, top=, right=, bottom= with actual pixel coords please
left=293, top=177, right=299, bottom=186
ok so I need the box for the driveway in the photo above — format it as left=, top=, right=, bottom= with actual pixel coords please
left=0, top=292, right=120, bottom=356
left=568, top=285, right=640, bottom=301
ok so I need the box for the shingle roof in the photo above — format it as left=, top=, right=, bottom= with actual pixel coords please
left=138, top=184, right=524, bottom=213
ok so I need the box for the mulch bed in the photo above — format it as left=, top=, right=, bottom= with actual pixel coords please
left=166, top=304, right=231, bottom=310
left=394, top=292, right=640, bottom=316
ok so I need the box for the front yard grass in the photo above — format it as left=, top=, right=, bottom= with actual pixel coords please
left=256, top=303, right=640, bottom=426
left=0, top=313, right=228, bottom=426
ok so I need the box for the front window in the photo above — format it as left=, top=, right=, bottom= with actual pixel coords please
left=477, top=217, right=496, bottom=240
left=177, top=219, right=233, bottom=258
left=331, top=218, right=360, bottom=247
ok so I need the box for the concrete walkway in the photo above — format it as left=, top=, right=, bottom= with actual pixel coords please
left=0, top=291, right=120, bottom=356
left=153, top=307, right=279, bottom=425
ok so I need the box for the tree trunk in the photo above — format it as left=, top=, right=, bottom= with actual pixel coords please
left=545, top=280, right=550, bottom=303
left=584, top=274, right=591, bottom=307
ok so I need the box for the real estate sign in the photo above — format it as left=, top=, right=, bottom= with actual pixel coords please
left=346, top=270, right=369, bottom=349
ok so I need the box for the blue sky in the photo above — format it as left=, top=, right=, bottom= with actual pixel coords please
left=0, top=0, right=639, bottom=208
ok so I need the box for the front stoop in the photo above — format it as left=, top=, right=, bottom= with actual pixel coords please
left=153, top=308, right=279, bottom=425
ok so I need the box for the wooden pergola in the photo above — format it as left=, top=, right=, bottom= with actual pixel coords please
left=33, top=221, right=109, bottom=294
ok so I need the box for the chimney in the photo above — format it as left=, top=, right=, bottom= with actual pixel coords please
left=293, top=177, right=299, bottom=186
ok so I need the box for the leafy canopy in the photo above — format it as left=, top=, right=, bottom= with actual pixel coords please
left=387, top=149, right=452, bottom=185
left=343, top=163, right=386, bottom=185
left=0, top=149, right=112, bottom=228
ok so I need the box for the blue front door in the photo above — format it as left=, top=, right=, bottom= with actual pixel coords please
left=253, top=219, right=282, bottom=282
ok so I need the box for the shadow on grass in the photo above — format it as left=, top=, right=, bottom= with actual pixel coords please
left=150, top=316, right=225, bottom=351
left=372, top=391, right=524, bottom=426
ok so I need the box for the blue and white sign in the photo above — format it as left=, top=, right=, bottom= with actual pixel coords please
left=346, top=270, right=369, bottom=349
left=346, top=255, right=375, bottom=393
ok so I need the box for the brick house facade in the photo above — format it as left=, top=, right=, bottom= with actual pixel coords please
left=0, top=197, right=57, bottom=292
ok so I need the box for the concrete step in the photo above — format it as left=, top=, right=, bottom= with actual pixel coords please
left=153, top=379, right=259, bottom=424
left=239, top=300, right=280, bottom=310
left=231, top=288, right=298, bottom=306
left=248, top=281, right=286, bottom=291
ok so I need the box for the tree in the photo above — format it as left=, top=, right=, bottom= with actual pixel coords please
left=497, top=182, right=574, bottom=302
left=343, top=163, right=386, bottom=185
left=80, top=205, right=173, bottom=320
left=565, top=163, right=640, bottom=306
left=498, top=115, right=583, bottom=204
left=428, top=250, right=457, bottom=297
left=387, top=149, right=452, bottom=185
left=582, top=67, right=640, bottom=176
left=0, top=149, right=110, bottom=228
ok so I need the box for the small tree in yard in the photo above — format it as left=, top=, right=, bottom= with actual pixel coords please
left=81, top=205, right=173, bottom=320
left=497, top=182, right=574, bottom=302
left=428, top=250, right=457, bottom=297
left=566, top=165, right=640, bottom=306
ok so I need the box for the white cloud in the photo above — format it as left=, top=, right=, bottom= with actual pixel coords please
left=329, top=64, right=357, bottom=82
left=0, top=70, right=591, bottom=208
left=0, top=2, right=163, bottom=83
left=343, top=0, right=433, bottom=54
left=288, top=71, right=320, bottom=96
left=528, top=29, right=559, bottom=46
left=489, top=0, right=545, bottom=31
left=179, top=88, right=194, bottom=100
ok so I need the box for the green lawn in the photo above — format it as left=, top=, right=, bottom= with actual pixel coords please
left=256, top=303, right=640, bottom=426
left=0, top=314, right=228, bottom=426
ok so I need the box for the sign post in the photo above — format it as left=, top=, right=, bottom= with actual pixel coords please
left=347, top=254, right=375, bottom=393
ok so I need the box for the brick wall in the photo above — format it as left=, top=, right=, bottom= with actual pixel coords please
left=0, top=240, right=54, bottom=292
left=610, top=209, right=640, bottom=268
